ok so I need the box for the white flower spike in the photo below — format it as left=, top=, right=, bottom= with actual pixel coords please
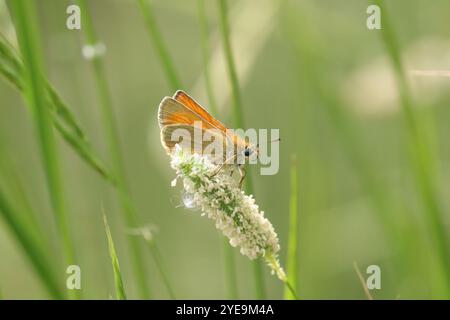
left=169, top=144, right=286, bottom=281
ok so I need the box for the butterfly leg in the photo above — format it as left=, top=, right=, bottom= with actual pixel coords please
left=210, top=154, right=237, bottom=177
left=210, top=162, right=227, bottom=177
left=238, top=166, right=246, bottom=189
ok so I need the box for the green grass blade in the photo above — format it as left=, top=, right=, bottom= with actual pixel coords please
left=197, top=0, right=239, bottom=299
left=353, top=261, right=373, bottom=300
left=137, top=0, right=182, bottom=91
left=197, top=0, right=218, bottom=116
left=77, top=0, right=151, bottom=298
left=130, top=227, right=177, bottom=299
left=8, top=0, right=77, bottom=298
left=103, top=213, right=127, bottom=300
left=374, top=0, right=450, bottom=297
left=0, top=33, right=23, bottom=86
left=283, top=0, right=397, bottom=236
left=0, top=33, right=116, bottom=184
left=150, top=243, right=175, bottom=299
left=284, top=155, right=298, bottom=299
left=140, top=232, right=176, bottom=300
left=0, top=33, right=85, bottom=141
left=46, top=84, right=87, bottom=143
left=0, top=144, right=50, bottom=252
left=199, top=0, right=237, bottom=298
left=0, top=60, right=21, bottom=89
left=0, top=187, right=63, bottom=299
left=281, top=0, right=417, bottom=290
left=198, top=0, right=236, bottom=298
left=217, top=0, right=265, bottom=299
left=52, top=118, right=116, bottom=184
left=218, top=0, right=243, bottom=128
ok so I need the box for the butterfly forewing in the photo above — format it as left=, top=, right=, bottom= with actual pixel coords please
left=158, top=90, right=246, bottom=163
left=173, top=90, right=229, bottom=132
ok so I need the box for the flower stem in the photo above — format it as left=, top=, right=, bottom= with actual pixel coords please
left=284, top=281, right=299, bottom=300
left=284, top=155, right=299, bottom=299
left=265, top=252, right=298, bottom=299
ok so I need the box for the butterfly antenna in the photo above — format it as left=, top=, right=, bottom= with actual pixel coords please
left=256, top=138, right=280, bottom=149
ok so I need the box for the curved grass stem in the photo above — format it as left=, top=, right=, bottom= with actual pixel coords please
left=137, top=0, right=182, bottom=91
left=374, top=0, right=450, bottom=297
left=9, top=0, right=77, bottom=299
left=197, top=0, right=218, bottom=116
left=218, top=0, right=266, bottom=299
left=77, top=0, right=151, bottom=298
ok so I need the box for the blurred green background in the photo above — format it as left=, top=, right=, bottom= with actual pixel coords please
left=1, top=0, right=450, bottom=299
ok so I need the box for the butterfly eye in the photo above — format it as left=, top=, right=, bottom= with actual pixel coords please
left=243, top=148, right=252, bottom=157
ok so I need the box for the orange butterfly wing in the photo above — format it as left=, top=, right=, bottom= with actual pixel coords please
left=158, top=97, right=201, bottom=128
left=158, top=95, right=225, bottom=132
left=172, top=90, right=228, bottom=132
left=158, top=90, right=244, bottom=154
left=173, top=90, right=245, bottom=146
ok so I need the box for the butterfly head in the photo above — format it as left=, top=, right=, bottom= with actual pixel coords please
left=243, top=143, right=259, bottom=159
left=241, top=138, right=280, bottom=159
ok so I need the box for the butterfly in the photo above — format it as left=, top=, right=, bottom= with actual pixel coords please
left=158, top=90, right=258, bottom=187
